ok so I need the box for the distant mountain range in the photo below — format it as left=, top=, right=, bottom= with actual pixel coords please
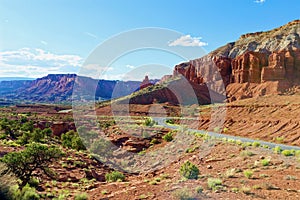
left=0, top=74, right=146, bottom=103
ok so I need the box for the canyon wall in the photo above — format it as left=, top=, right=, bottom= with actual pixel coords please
left=173, top=49, right=300, bottom=101
left=172, top=20, right=300, bottom=102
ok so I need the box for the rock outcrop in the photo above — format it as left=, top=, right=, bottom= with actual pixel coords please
left=172, top=20, right=300, bottom=101
left=51, top=122, right=75, bottom=137
left=140, top=75, right=153, bottom=89
left=35, top=121, right=76, bottom=137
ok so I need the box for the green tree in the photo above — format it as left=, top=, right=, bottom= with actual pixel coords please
left=20, top=121, right=34, bottom=132
left=42, top=128, right=52, bottom=137
left=17, top=128, right=46, bottom=145
left=61, top=130, right=86, bottom=151
left=1, top=143, right=62, bottom=187
left=0, top=118, right=14, bottom=139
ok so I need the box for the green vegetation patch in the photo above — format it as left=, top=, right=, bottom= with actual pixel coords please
left=179, top=161, right=199, bottom=179
left=105, top=171, right=125, bottom=182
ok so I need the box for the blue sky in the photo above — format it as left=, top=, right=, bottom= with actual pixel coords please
left=0, top=0, right=299, bottom=79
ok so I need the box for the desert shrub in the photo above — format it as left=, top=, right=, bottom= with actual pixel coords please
left=61, top=130, right=85, bottom=151
left=207, top=178, right=222, bottom=191
left=240, top=150, right=254, bottom=157
left=243, top=170, right=253, bottom=179
left=17, top=131, right=31, bottom=145
left=42, top=128, right=52, bottom=137
left=12, top=184, right=40, bottom=200
left=195, top=186, right=203, bottom=194
left=234, top=140, right=242, bottom=145
left=163, top=131, right=174, bottom=142
left=252, top=141, right=260, bottom=147
left=71, top=136, right=86, bottom=151
left=61, top=130, right=75, bottom=147
left=240, top=186, right=251, bottom=195
left=1, top=143, right=62, bottom=187
left=74, top=192, right=89, bottom=200
left=20, top=121, right=34, bottom=132
left=180, top=161, right=199, bottom=179
left=19, top=185, right=40, bottom=200
left=273, top=146, right=282, bottom=154
left=281, top=149, right=294, bottom=156
left=17, top=128, right=47, bottom=145
left=185, top=146, right=199, bottom=153
left=105, top=171, right=125, bottom=182
left=261, top=159, right=270, bottom=166
left=98, top=120, right=115, bottom=129
left=143, top=117, right=156, bottom=127
left=185, top=148, right=192, bottom=153
left=0, top=118, right=34, bottom=139
left=149, top=180, right=158, bottom=185
left=0, top=122, right=11, bottom=136
left=20, top=116, right=29, bottom=123
left=31, top=129, right=46, bottom=143
left=173, top=187, right=199, bottom=200
left=241, top=142, right=252, bottom=148
left=223, top=127, right=229, bottom=133
left=166, top=119, right=175, bottom=124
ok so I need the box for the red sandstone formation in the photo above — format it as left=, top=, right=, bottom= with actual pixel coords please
left=140, top=75, right=153, bottom=89
left=171, top=20, right=300, bottom=102
left=50, top=122, right=76, bottom=137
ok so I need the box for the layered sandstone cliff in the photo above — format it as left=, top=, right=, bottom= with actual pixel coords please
left=173, top=20, right=300, bottom=101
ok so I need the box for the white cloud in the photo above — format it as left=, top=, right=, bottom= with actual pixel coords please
left=0, top=48, right=83, bottom=78
left=126, top=64, right=135, bottom=69
left=168, top=35, right=208, bottom=47
left=254, top=0, right=266, bottom=3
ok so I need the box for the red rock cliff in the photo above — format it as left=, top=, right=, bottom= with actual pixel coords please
left=172, top=20, right=300, bottom=101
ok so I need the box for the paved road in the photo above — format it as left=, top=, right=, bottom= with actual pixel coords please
left=154, top=117, right=300, bottom=151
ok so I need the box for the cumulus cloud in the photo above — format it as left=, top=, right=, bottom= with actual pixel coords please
left=168, top=35, right=208, bottom=47
left=254, top=0, right=266, bottom=3
left=0, top=48, right=83, bottom=78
